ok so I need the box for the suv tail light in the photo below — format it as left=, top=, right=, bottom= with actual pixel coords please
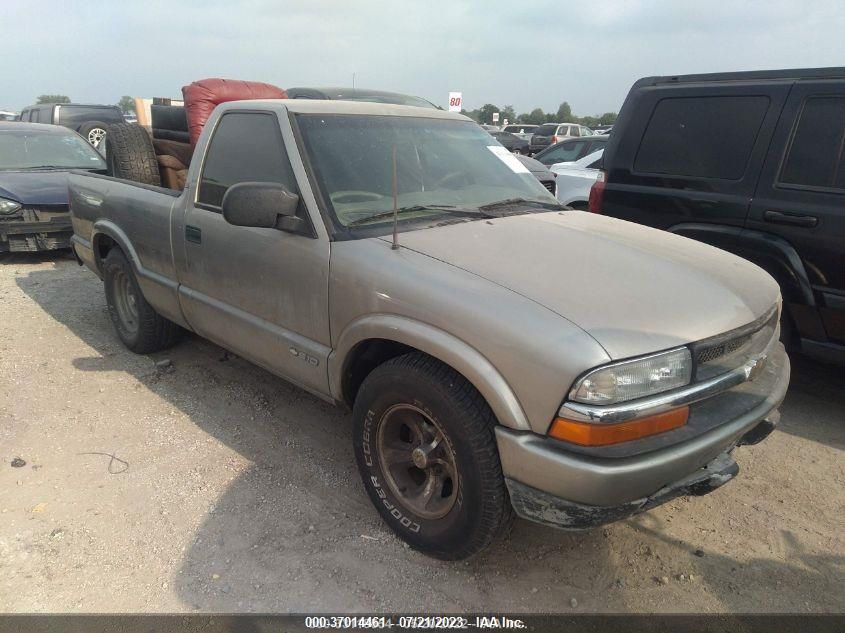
left=552, top=135, right=561, bottom=144
left=588, top=171, right=606, bottom=213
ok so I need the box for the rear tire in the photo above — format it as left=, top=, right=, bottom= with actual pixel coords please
left=104, top=123, right=161, bottom=186
left=102, top=248, right=180, bottom=353
left=352, top=352, right=513, bottom=560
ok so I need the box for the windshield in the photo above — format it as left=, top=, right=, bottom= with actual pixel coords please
left=296, top=115, right=557, bottom=231
left=0, top=129, right=106, bottom=170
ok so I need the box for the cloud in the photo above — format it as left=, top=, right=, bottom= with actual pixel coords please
left=2, top=0, right=845, bottom=115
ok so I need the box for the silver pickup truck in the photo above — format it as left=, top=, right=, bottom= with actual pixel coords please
left=69, top=100, right=790, bottom=560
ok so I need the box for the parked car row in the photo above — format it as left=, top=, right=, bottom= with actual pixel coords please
left=528, top=122, right=596, bottom=154
left=533, top=134, right=609, bottom=166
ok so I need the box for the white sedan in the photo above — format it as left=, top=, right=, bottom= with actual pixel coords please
left=550, top=149, right=603, bottom=209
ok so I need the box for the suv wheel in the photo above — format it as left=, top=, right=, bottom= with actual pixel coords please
left=353, top=352, right=513, bottom=559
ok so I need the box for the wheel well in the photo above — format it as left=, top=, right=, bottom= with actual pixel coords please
left=341, top=339, right=416, bottom=406
left=93, top=234, right=117, bottom=269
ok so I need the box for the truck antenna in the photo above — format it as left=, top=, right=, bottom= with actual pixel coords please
left=391, top=144, right=400, bottom=250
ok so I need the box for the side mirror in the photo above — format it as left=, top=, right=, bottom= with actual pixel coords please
left=222, top=182, right=305, bottom=232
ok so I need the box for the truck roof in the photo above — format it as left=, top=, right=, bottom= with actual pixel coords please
left=217, top=98, right=466, bottom=120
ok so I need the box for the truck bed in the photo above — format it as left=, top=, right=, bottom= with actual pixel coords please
left=68, top=170, right=187, bottom=328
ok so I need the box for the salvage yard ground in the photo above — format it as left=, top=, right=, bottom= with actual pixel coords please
left=0, top=253, right=843, bottom=613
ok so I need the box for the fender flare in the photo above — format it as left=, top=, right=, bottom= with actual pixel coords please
left=328, top=314, right=532, bottom=431
left=669, top=223, right=815, bottom=307
left=91, top=219, right=142, bottom=276
left=91, top=220, right=177, bottom=293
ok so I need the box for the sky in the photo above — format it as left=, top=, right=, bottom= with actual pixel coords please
left=3, top=0, right=845, bottom=116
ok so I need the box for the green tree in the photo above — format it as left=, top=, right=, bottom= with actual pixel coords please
left=599, top=112, right=618, bottom=125
left=117, top=95, right=135, bottom=114
left=36, top=94, right=70, bottom=104
left=477, top=103, right=499, bottom=125
left=555, top=101, right=573, bottom=122
left=462, top=107, right=481, bottom=122
left=520, top=108, right=546, bottom=125
left=500, top=105, right=517, bottom=125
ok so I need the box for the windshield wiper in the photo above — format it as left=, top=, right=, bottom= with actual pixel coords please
left=347, top=205, right=487, bottom=227
left=478, top=197, right=564, bottom=212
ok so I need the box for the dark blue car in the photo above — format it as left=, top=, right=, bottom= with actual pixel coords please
left=0, top=122, right=106, bottom=252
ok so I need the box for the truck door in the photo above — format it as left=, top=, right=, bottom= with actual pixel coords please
left=747, top=80, right=845, bottom=346
left=176, top=109, right=332, bottom=396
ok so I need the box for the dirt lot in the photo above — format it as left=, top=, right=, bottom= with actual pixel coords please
left=0, top=252, right=843, bottom=614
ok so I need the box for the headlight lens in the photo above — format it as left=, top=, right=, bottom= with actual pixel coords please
left=0, top=198, right=22, bottom=215
left=570, top=348, right=692, bottom=405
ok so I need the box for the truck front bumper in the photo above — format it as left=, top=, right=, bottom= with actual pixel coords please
left=496, top=343, right=789, bottom=530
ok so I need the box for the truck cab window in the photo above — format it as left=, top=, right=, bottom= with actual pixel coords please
left=197, top=112, right=299, bottom=209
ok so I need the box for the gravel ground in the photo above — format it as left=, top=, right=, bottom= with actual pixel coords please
left=0, top=252, right=843, bottom=614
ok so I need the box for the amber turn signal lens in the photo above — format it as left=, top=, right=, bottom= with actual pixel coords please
left=549, top=406, right=689, bottom=447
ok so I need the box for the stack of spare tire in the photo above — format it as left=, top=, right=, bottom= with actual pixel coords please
left=104, top=79, right=288, bottom=189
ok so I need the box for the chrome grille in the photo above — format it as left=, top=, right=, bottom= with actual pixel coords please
left=541, top=181, right=555, bottom=194
left=696, top=334, right=752, bottom=365
left=693, top=309, right=778, bottom=381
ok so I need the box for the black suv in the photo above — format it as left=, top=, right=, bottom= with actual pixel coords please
left=18, top=103, right=124, bottom=150
left=593, top=67, right=845, bottom=363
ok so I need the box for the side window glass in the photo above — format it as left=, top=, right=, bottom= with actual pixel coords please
left=589, top=139, right=608, bottom=154
left=779, top=96, right=845, bottom=191
left=197, top=112, right=299, bottom=209
left=635, top=95, right=770, bottom=179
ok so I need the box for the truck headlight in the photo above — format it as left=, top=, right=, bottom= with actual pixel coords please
left=569, top=348, right=692, bottom=405
left=0, top=198, right=22, bottom=215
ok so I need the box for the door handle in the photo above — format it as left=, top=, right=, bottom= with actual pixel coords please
left=185, top=225, right=202, bottom=243
left=763, top=210, right=818, bottom=228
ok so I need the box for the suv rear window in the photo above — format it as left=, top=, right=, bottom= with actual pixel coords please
left=779, top=96, right=845, bottom=191
left=536, top=124, right=558, bottom=136
left=634, top=96, right=770, bottom=180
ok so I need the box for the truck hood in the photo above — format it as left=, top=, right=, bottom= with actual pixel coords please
left=0, top=170, right=74, bottom=206
left=381, top=211, right=779, bottom=359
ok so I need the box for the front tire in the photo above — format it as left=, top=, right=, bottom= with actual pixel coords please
left=102, top=248, right=180, bottom=353
left=353, top=352, right=512, bottom=559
